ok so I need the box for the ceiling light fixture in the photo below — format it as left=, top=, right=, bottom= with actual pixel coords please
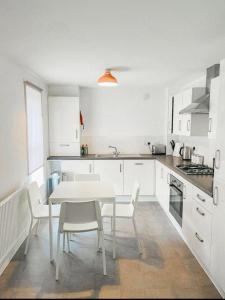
left=97, top=69, right=118, bottom=86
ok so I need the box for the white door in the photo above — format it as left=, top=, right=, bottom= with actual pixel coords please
left=94, top=160, right=124, bottom=195
left=61, top=160, right=94, bottom=181
left=210, top=178, right=225, bottom=294
left=181, top=89, right=192, bottom=136
left=48, top=97, right=80, bottom=143
left=208, top=77, right=220, bottom=139
left=173, top=93, right=183, bottom=135
left=215, top=60, right=225, bottom=180
left=123, top=160, right=155, bottom=195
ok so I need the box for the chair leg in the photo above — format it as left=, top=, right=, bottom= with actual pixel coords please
left=24, top=218, right=33, bottom=255
left=67, top=232, right=71, bottom=252
left=101, top=231, right=107, bottom=276
left=35, top=219, right=40, bottom=236
left=132, top=218, right=142, bottom=255
left=56, top=231, right=61, bottom=281
left=63, top=233, right=65, bottom=252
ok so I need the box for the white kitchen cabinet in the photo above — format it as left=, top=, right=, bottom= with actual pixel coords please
left=94, top=160, right=124, bottom=195
left=61, top=160, right=94, bottom=181
left=182, top=181, right=194, bottom=245
left=167, top=96, right=174, bottom=134
left=48, top=97, right=80, bottom=156
left=208, top=76, right=220, bottom=139
left=214, top=60, right=225, bottom=180
left=173, top=93, right=183, bottom=135
left=123, top=160, right=155, bottom=195
left=172, top=88, right=208, bottom=136
left=210, top=178, right=225, bottom=295
left=155, top=161, right=170, bottom=213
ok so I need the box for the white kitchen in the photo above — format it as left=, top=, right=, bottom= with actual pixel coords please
left=0, top=0, right=225, bottom=299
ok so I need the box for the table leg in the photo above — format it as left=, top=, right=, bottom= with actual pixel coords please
left=49, top=200, right=54, bottom=263
left=112, top=199, right=116, bottom=259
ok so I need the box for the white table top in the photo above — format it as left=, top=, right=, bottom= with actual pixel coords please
left=49, top=181, right=115, bottom=203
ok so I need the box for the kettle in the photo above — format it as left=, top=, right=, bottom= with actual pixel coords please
left=179, top=146, right=192, bottom=160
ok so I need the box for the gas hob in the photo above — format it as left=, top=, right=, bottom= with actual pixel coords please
left=176, top=164, right=214, bottom=175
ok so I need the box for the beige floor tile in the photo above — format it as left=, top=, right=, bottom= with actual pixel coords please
left=98, top=286, right=121, bottom=299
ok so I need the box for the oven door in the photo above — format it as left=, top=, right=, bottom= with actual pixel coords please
left=169, top=184, right=183, bottom=226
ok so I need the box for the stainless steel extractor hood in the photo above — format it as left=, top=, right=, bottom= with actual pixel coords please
left=179, top=64, right=220, bottom=115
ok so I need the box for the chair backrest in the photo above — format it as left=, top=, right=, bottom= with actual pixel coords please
left=74, top=174, right=100, bottom=181
left=27, top=182, right=43, bottom=218
left=130, top=181, right=140, bottom=208
left=59, top=200, right=103, bottom=232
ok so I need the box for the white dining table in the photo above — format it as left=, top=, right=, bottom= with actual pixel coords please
left=48, top=181, right=116, bottom=262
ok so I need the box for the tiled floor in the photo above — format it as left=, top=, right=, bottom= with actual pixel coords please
left=0, top=202, right=221, bottom=299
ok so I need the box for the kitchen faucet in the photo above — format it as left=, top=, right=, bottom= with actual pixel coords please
left=109, top=145, right=120, bottom=157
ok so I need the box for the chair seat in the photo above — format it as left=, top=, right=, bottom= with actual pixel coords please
left=101, top=203, right=134, bottom=218
left=62, top=221, right=99, bottom=232
left=34, top=204, right=60, bottom=219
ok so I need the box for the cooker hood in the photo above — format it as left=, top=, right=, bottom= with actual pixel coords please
left=179, top=64, right=220, bottom=114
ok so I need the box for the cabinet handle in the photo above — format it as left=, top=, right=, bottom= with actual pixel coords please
left=183, top=185, right=186, bottom=199
left=213, top=186, right=219, bottom=206
left=195, top=232, right=204, bottom=243
left=187, top=120, right=190, bottom=131
left=60, top=144, right=70, bottom=147
left=167, top=173, right=170, bottom=184
left=208, top=118, right=212, bottom=133
left=89, top=164, right=92, bottom=173
left=196, top=207, right=205, bottom=216
left=215, top=149, right=221, bottom=169
left=197, top=194, right=205, bottom=202
left=135, top=163, right=144, bottom=165
left=120, top=163, right=122, bottom=173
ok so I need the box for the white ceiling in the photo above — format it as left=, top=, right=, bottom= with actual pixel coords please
left=1, top=0, right=225, bottom=88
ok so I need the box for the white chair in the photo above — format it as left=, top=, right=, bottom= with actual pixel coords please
left=55, top=200, right=106, bottom=281
left=101, top=181, right=142, bottom=254
left=74, top=174, right=100, bottom=181
left=24, top=182, right=61, bottom=255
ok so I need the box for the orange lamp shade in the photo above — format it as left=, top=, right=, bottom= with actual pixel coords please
left=97, top=70, right=118, bottom=86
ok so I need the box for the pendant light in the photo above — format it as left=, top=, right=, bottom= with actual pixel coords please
left=97, top=69, right=118, bottom=86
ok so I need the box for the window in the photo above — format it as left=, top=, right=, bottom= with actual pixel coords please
left=25, top=82, right=44, bottom=186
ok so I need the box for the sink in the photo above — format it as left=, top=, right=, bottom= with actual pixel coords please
left=95, top=154, right=141, bottom=159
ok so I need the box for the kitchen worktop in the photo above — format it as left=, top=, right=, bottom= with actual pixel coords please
left=156, top=155, right=214, bottom=197
left=47, top=154, right=214, bottom=196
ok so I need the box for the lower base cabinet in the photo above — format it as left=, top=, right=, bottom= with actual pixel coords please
left=60, top=160, right=94, bottom=180
left=123, top=160, right=155, bottom=195
left=93, top=160, right=124, bottom=195
left=155, top=161, right=170, bottom=213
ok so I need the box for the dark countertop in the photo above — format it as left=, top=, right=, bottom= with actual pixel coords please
left=47, top=154, right=214, bottom=197
left=156, top=156, right=214, bottom=197
left=47, top=154, right=156, bottom=160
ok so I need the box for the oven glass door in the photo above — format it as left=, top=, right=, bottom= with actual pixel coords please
left=169, top=184, right=183, bottom=226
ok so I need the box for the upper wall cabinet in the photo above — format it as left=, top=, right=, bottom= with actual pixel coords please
left=172, top=88, right=209, bottom=136
left=48, top=96, right=80, bottom=156
left=208, top=77, right=220, bottom=139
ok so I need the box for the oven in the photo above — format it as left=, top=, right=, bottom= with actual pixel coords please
left=169, top=174, right=183, bottom=227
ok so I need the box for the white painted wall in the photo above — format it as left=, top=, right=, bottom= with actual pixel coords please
left=0, top=56, right=48, bottom=201
left=80, top=86, right=167, bottom=154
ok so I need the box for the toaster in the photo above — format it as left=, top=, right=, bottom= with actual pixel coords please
left=152, top=144, right=166, bottom=155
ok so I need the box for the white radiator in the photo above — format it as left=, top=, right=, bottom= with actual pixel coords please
left=0, top=188, right=30, bottom=275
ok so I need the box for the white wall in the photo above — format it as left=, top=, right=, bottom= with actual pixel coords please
left=80, top=86, right=167, bottom=154
left=48, top=85, right=79, bottom=97
left=0, top=56, right=48, bottom=201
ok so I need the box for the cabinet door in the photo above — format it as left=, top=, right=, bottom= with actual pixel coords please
left=215, top=60, right=225, bottom=180
left=210, top=178, right=225, bottom=293
left=173, top=93, right=183, bottom=135
left=209, top=77, right=220, bottom=139
left=181, top=89, right=192, bottom=136
left=155, top=161, right=162, bottom=201
left=182, top=182, right=195, bottom=246
left=161, top=166, right=170, bottom=213
left=48, top=97, right=80, bottom=143
left=124, top=160, right=155, bottom=195
left=168, top=96, right=174, bottom=134
left=61, top=160, right=94, bottom=180
left=94, top=160, right=123, bottom=195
